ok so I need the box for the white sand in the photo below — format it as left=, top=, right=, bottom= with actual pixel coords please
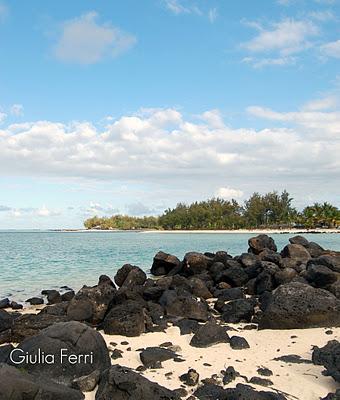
left=84, top=325, right=340, bottom=400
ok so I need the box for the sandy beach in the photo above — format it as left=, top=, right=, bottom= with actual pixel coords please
left=80, top=324, right=340, bottom=400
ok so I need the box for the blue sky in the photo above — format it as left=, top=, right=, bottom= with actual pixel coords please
left=0, top=0, right=339, bottom=228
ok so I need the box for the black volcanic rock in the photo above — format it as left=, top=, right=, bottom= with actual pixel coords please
left=248, top=234, right=277, bottom=255
left=312, top=340, right=340, bottom=383
left=190, top=321, right=230, bottom=348
left=151, top=251, right=181, bottom=276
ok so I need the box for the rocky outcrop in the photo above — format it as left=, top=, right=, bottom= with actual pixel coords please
left=151, top=251, right=181, bottom=276
left=259, top=282, right=340, bottom=329
left=312, top=340, right=340, bottom=383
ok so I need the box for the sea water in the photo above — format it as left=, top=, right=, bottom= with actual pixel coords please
left=0, top=231, right=339, bottom=302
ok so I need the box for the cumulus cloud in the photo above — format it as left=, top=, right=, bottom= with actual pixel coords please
left=1, top=205, right=60, bottom=218
left=242, top=19, right=319, bottom=67
left=53, top=12, right=136, bottom=64
left=215, top=187, right=244, bottom=200
left=0, top=106, right=339, bottom=205
left=84, top=202, right=119, bottom=216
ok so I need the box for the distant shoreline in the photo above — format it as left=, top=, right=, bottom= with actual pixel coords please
left=53, top=228, right=340, bottom=234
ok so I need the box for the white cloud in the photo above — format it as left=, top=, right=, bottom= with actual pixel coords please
left=216, top=187, right=244, bottom=200
left=308, top=10, right=335, bottom=22
left=242, top=19, right=319, bottom=67
left=0, top=111, right=6, bottom=123
left=303, top=96, right=337, bottom=110
left=0, top=106, right=339, bottom=205
left=321, top=39, right=340, bottom=59
left=164, top=0, right=190, bottom=14
left=53, top=12, right=136, bottom=64
left=208, top=8, right=218, bottom=23
left=85, top=202, right=119, bottom=216
left=10, top=104, right=24, bottom=116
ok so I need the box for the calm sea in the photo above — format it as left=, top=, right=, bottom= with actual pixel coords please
left=0, top=231, right=339, bottom=302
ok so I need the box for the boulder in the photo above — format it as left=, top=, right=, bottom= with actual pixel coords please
left=281, top=244, right=311, bottom=263
left=0, top=344, right=13, bottom=363
left=0, top=298, right=10, bottom=309
left=289, top=235, right=309, bottom=246
left=182, top=252, right=212, bottom=275
left=0, top=363, right=84, bottom=400
left=61, top=290, right=75, bottom=302
left=26, top=297, right=44, bottom=305
left=179, top=369, right=199, bottom=386
left=190, top=321, right=230, bottom=348
left=173, top=318, right=200, bottom=335
left=10, top=313, right=69, bottom=342
left=274, top=268, right=297, bottom=286
left=151, top=251, right=181, bottom=276
left=0, top=309, right=13, bottom=333
left=67, top=278, right=116, bottom=324
left=160, top=290, right=209, bottom=322
left=229, top=336, right=250, bottom=350
left=312, top=340, right=340, bottom=383
left=140, top=346, right=178, bottom=368
left=95, top=365, right=180, bottom=400
left=47, top=290, right=62, bottom=304
left=9, top=321, right=110, bottom=386
left=188, top=277, right=213, bottom=299
left=71, top=369, right=100, bottom=392
left=305, top=264, right=337, bottom=287
left=102, top=300, right=145, bottom=336
left=217, top=265, right=249, bottom=287
left=114, top=264, right=147, bottom=287
left=221, top=298, right=256, bottom=323
left=308, top=255, right=340, bottom=273
left=259, top=282, right=340, bottom=329
left=248, top=235, right=277, bottom=255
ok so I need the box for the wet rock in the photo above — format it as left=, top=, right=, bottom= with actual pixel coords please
left=312, top=340, right=340, bottom=383
left=0, top=363, right=84, bottom=400
left=102, top=300, right=145, bottom=336
left=248, top=234, right=277, bottom=255
left=179, top=368, right=199, bottom=386
left=96, top=365, right=180, bottom=400
left=9, top=321, right=110, bottom=386
left=151, top=251, right=181, bottom=276
left=258, top=282, right=340, bottom=329
left=71, top=369, right=100, bottom=392
left=229, top=335, right=250, bottom=350
left=190, top=321, right=230, bottom=348
left=26, top=297, right=44, bottom=305
left=0, top=298, right=10, bottom=309
left=47, top=290, right=62, bottom=304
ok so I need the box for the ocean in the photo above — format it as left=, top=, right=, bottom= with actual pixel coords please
left=0, top=231, right=339, bottom=302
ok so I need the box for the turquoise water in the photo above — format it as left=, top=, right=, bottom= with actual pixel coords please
left=0, top=231, right=339, bottom=302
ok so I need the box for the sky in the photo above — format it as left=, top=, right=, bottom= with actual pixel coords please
left=0, top=0, right=339, bottom=229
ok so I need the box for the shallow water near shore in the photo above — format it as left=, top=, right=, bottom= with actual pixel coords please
left=0, top=230, right=339, bottom=302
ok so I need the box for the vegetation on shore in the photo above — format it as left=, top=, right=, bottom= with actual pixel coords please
left=84, top=190, right=340, bottom=230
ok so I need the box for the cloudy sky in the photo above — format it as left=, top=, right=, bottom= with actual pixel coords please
left=0, top=0, right=339, bottom=229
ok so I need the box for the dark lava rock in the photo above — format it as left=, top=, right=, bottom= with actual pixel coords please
left=216, top=287, right=245, bottom=302
left=222, top=366, right=239, bottom=385
left=188, top=277, right=212, bottom=299
left=11, top=313, right=69, bottom=342
left=9, top=321, right=110, bottom=386
left=0, top=309, right=13, bottom=332
left=102, top=300, right=145, bottom=336
left=273, top=354, right=312, bottom=364
left=47, top=290, right=62, bottom=304
left=321, top=389, right=340, bottom=400
left=193, top=382, right=226, bottom=400
left=182, top=252, right=212, bottom=276
left=249, top=377, right=273, bottom=387
left=95, top=365, right=180, bottom=400
left=26, top=297, right=44, bottom=305
left=281, top=244, right=311, bottom=263
left=217, top=265, right=249, bottom=287
left=40, top=301, right=69, bottom=316
left=258, top=282, right=340, bottom=329
left=173, top=318, right=200, bottom=335
left=179, top=368, right=199, bottom=386
left=67, top=278, right=116, bottom=324
left=0, top=344, right=13, bottom=363
left=140, top=346, right=178, bottom=368
left=230, top=335, right=250, bottom=350
left=71, top=369, right=100, bottom=392
left=257, top=367, right=273, bottom=376
left=151, top=251, right=181, bottom=276
left=221, top=298, right=256, bottom=323
left=305, top=264, right=337, bottom=287
left=160, top=290, right=209, bottom=322
left=111, top=349, right=123, bottom=359
left=0, top=298, right=10, bottom=309
left=289, top=235, right=309, bottom=246
left=10, top=301, right=23, bottom=310
left=61, top=290, right=75, bottom=301
left=225, top=383, right=286, bottom=399
left=248, top=234, right=277, bottom=255
left=190, top=321, right=230, bottom=348
left=0, top=363, right=84, bottom=399
left=114, top=264, right=147, bottom=288
left=312, top=340, right=340, bottom=382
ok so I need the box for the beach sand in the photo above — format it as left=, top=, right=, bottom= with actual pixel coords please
left=83, top=324, right=340, bottom=400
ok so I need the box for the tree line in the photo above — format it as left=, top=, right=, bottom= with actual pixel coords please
left=83, top=190, right=340, bottom=230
